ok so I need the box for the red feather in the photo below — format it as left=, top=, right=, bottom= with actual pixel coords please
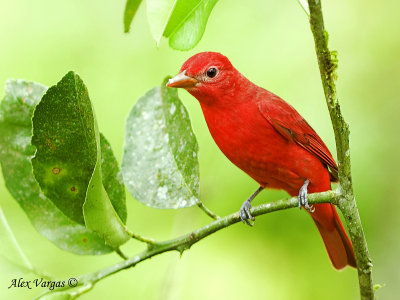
left=257, top=92, right=338, bottom=181
left=171, top=51, right=356, bottom=270
left=256, top=91, right=355, bottom=269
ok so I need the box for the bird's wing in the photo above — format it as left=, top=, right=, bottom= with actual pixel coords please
left=257, top=94, right=338, bottom=181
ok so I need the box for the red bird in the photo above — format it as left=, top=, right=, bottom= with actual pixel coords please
left=167, top=52, right=356, bottom=270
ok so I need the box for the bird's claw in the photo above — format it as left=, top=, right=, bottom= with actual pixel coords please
left=239, top=186, right=263, bottom=226
left=240, top=199, right=255, bottom=226
left=298, top=179, right=315, bottom=213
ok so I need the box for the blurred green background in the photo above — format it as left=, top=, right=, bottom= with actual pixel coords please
left=1, top=0, right=399, bottom=299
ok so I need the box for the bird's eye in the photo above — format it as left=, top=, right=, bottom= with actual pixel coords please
left=206, top=67, right=218, bottom=78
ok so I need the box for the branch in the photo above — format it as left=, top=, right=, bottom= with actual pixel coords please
left=307, top=1, right=374, bottom=299
left=37, top=190, right=337, bottom=298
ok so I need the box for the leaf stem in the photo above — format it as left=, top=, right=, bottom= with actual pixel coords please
left=197, top=201, right=219, bottom=220
left=124, top=226, right=157, bottom=245
left=115, top=247, right=128, bottom=260
left=306, top=0, right=374, bottom=299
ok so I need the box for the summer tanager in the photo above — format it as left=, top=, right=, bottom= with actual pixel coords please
left=166, top=52, right=356, bottom=270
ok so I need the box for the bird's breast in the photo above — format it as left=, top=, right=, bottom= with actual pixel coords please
left=201, top=102, right=276, bottom=161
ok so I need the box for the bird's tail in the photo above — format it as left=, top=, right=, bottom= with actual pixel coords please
left=310, top=203, right=357, bottom=270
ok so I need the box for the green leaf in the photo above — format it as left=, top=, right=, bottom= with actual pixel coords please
left=100, top=133, right=127, bottom=224
left=83, top=130, right=130, bottom=248
left=124, top=0, right=143, bottom=33
left=145, top=0, right=218, bottom=50
left=162, top=0, right=202, bottom=37
left=31, top=72, right=129, bottom=248
left=146, top=0, right=176, bottom=45
left=168, top=0, right=218, bottom=50
left=0, top=79, right=113, bottom=255
left=31, top=72, right=98, bottom=225
left=122, top=77, right=200, bottom=209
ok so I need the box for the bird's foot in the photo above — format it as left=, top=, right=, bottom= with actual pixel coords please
left=239, top=186, right=264, bottom=226
left=298, top=179, right=315, bottom=213
left=240, top=199, right=255, bottom=226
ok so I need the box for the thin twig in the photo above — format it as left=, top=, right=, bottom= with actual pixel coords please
left=0, top=205, right=33, bottom=270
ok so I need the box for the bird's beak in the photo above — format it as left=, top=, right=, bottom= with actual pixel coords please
left=166, top=70, right=198, bottom=88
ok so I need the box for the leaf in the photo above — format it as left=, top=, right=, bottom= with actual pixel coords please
left=146, top=0, right=176, bottom=45
left=122, top=77, right=200, bottom=209
left=0, top=79, right=113, bottom=255
left=124, top=0, right=143, bottom=33
left=83, top=129, right=130, bottom=248
left=168, top=0, right=218, bottom=50
left=31, top=72, right=98, bottom=225
left=146, top=0, right=218, bottom=50
left=31, top=72, right=129, bottom=248
left=100, top=133, right=127, bottom=224
left=162, top=0, right=202, bottom=37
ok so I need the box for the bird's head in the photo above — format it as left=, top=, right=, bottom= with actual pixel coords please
left=166, top=52, right=238, bottom=104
